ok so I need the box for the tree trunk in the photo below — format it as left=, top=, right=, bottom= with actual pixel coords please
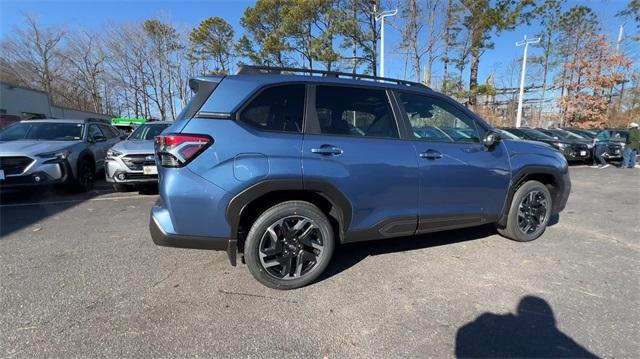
left=468, top=46, right=480, bottom=106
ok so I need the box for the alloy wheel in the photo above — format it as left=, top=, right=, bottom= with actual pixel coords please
left=517, top=190, right=548, bottom=235
left=258, top=216, right=325, bottom=280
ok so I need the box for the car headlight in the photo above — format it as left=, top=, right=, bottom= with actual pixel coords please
left=36, top=150, right=70, bottom=160
left=587, top=143, right=594, bottom=149
left=106, top=149, right=122, bottom=158
left=553, top=142, right=568, bottom=149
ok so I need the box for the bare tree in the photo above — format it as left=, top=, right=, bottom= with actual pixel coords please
left=0, top=14, right=65, bottom=96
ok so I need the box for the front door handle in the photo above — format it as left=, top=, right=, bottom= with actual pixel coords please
left=419, top=149, right=442, bottom=159
left=311, top=145, right=343, bottom=156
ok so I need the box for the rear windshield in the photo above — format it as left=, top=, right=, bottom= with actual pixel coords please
left=0, top=122, right=84, bottom=141
left=128, top=123, right=170, bottom=140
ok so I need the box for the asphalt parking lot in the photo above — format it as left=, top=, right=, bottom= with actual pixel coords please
left=1, top=166, right=638, bottom=358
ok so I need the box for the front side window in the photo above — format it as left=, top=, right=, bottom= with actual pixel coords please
left=87, top=124, right=104, bottom=141
left=315, top=86, right=399, bottom=139
left=239, top=84, right=305, bottom=133
left=399, top=92, right=482, bottom=143
left=0, top=122, right=84, bottom=141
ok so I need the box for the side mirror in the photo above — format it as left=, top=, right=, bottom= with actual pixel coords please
left=483, top=130, right=501, bottom=148
left=120, top=134, right=128, bottom=140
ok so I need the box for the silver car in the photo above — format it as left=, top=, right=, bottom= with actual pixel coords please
left=105, top=121, right=171, bottom=191
left=0, top=119, right=123, bottom=191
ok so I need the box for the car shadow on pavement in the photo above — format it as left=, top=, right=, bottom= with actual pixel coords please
left=320, top=224, right=497, bottom=282
left=455, top=295, right=598, bottom=358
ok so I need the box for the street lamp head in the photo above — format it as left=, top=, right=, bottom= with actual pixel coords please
left=376, top=9, right=398, bottom=20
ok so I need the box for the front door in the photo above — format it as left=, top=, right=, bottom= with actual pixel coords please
left=303, top=85, right=419, bottom=242
left=396, top=92, right=511, bottom=234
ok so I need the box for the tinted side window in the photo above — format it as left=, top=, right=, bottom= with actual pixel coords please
left=87, top=124, right=104, bottom=140
left=98, top=125, right=116, bottom=138
left=239, top=84, right=305, bottom=133
left=399, top=92, right=481, bottom=143
left=316, top=86, right=398, bottom=139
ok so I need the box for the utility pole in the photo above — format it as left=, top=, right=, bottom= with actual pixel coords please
left=616, top=24, right=624, bottom=53
left=515, top=35, right=541, bottom=128
left=374, top=4, right=397, bottom=78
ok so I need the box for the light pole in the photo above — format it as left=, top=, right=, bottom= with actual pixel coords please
left=515, top=35, right=540, bottom=128
left=375, top=7, right=397, bottom=78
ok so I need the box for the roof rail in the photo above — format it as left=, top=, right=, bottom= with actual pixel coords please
left=236, top=65, right=430, bottom=89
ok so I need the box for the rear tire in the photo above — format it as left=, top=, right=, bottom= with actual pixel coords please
left=72, top=159, right=95, bottom=193
left=244, top=201, right=335, bottom=290
left=497, top=180, right=552, bottom=242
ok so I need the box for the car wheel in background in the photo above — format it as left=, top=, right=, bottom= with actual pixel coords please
left=497, top=180, right=552, bottom=242
left=73, top=159, right=95, bottom=193
left=244, top=201, right=335, bottom=290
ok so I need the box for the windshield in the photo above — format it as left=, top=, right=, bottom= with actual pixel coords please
left=520, top=128, right=554, bottom=141
left=496, top=129, right=519, bottom=140
left=0, top=122, right=84, bottom=141
left=128, top=123, right=170, bottom=140
left=550, top=129, right=585, bottom=140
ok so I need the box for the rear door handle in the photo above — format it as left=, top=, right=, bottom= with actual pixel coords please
left=311, top=145, right=343, bottom=156
left=419, top=149, right=442, bottom=159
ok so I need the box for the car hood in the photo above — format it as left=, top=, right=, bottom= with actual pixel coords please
left=0, top=140, right=78, bottom=157
left=111, top=139, right=154, bottom=154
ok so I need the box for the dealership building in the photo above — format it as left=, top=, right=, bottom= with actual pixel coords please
left=0, top=81, right=112, bottom=121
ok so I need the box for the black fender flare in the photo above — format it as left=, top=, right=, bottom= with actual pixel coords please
left=497, top=165, right=566, bottom=228
left=225, top=179, right=352, bottom=239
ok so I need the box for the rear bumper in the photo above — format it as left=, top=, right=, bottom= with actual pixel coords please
left=149, top=209, right=237, bottom=266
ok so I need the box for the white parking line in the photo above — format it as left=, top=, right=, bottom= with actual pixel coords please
left=0, top=194, right=152, bottom=208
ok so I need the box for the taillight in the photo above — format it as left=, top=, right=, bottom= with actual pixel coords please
left=155, top=134, right=212, bottom=167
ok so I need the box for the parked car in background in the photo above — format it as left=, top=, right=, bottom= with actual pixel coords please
left=0, top=119, right=124, bottom=191
left=501, top=127, right=589, bottom=162
left=111, top=117, right=146, bottom=135
left=594, top=129, right=625, bottom=160
left=150, top=66, right=571, bottom=289
left=562, top=128, right=597, bottom=139
left=536, top=128, right=592, bottom=161
left=105, top=121, right=172, bottom=191
left=0, top=114, right=21, bottom=129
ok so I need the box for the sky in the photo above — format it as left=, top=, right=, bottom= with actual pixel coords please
left=0, top=0, right=636, bottom=87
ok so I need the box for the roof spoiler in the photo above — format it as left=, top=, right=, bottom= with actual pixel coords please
left=182, top=76, right=225, bottom=120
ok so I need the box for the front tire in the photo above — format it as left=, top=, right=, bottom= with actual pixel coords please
left=72, top=159, right=95, bottom=192
left=244, top=201, right=335, bottom=290
left=497, top=180, right=552, bottom=242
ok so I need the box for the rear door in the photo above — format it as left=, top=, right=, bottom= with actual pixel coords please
left=302, top=85, right=419, bottom=241
left=396, top=91, right=510, bottom=233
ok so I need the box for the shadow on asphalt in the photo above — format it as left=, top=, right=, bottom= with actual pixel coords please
left=455, top=295, right=598, bottom=358
left=320, top=224, right=497, bottom=282
left=320, top=215, right=561, bottom=283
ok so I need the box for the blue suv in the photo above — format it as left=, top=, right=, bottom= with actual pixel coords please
left=150, top=66, right=571, bottom=289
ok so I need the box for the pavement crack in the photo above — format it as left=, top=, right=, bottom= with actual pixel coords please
left=153, top=258, right=178, bottom=288
left=218, top=289, right=298, bottom=303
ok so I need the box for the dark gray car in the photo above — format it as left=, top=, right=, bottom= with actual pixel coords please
left=0, top=119, right=124, bottom=191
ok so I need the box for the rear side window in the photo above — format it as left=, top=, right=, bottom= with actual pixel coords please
left=315, top=86, right=398, bottom=139
left=239, top=84, right=305, bottom=133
